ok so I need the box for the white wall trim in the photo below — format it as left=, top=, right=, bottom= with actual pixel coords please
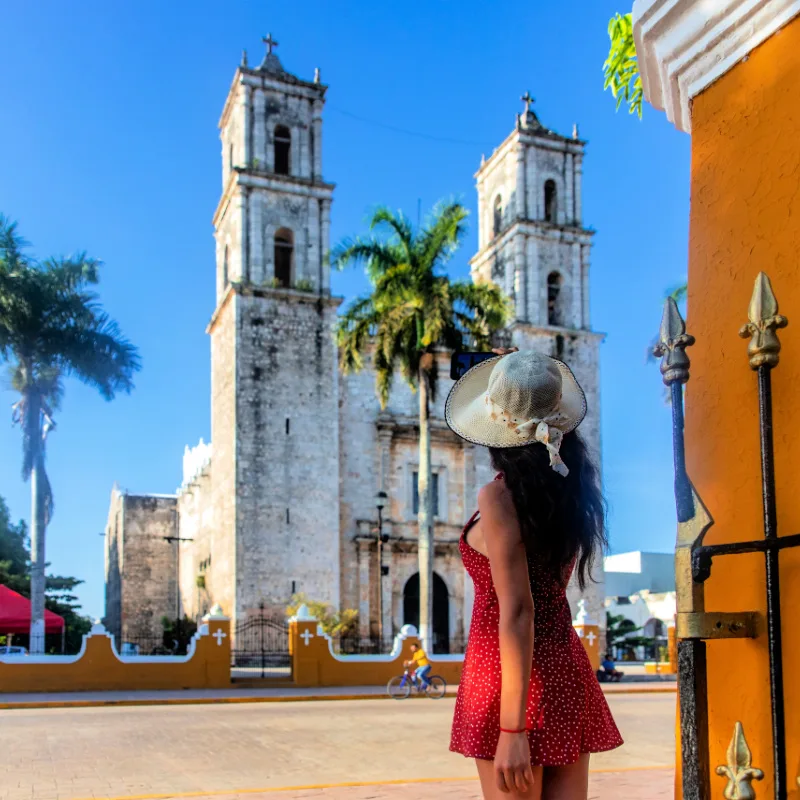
left=633, top=0, right=800, bottom=132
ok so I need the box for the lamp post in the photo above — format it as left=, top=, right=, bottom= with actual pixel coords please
left=375, top=491, right=389, bottom=643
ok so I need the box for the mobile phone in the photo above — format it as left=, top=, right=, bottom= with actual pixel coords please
left=450, top=351, right=497, bottom=381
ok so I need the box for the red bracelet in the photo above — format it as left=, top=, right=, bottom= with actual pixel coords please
left=499, top=727, right=528, bottom=734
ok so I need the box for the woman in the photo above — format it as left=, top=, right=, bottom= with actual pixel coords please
left=446, top=348, right=622, bottom=799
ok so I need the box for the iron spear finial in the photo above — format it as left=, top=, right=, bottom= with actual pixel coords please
left=739, top=272, right=788, bottom=370
left=653, top=297, right=695, bottom=386
left=715, top=722, right=764, bottom=798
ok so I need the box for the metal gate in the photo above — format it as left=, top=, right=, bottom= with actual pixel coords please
left=231, top=602, right=290, bottom=680
left=655, top=272, right=800, bottom=800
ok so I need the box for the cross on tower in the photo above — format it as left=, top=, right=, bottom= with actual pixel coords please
left=521, top=91, right=535, bottom=113
left=300, top=629, right=314, bottom=646
left=262, top=33, right=279, bottom=56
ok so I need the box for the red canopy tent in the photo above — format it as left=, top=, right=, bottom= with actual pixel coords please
left=0, top=584, right=65, bottom=634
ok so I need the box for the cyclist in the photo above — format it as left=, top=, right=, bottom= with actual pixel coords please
left=405, top=642, right=432, bottom=689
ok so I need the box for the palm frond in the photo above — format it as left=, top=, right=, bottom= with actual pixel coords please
left=416, top=202, right=468, bottom=271
left=369, top=207, right=414, bottom=252
left=332, top=201, right=511, bottom=408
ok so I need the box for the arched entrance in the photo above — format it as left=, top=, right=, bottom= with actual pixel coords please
left=403, top=572, right=450, bottom=653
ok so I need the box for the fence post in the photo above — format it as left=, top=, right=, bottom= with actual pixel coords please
left=200, top=604, right=231, bottom=688
left=288, top=604, right=321, bottom=687
left=573, top=599, right=600, bottom=671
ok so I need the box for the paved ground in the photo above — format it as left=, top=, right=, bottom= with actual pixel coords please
left=0, top=679, right=675, bottom=710
left=0, top=694, right=675, bottom=800
left=150, top=770, right=675, bottom=799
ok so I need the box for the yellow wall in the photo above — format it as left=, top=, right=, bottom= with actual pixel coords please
left=0, top=620, right=231, bottom=693
left=290, top=621, right=463, bottom=687
left=574, top=623, right=600, bottom=671
left=687, top=15, right=800, bottom=796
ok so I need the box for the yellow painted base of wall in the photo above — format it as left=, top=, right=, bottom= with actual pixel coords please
left=0, top=620, right=231, bottom=694
left=290, top=621, right=462, bottom=687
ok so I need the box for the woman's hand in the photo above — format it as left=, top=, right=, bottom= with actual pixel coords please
left=492, top=346, right=519, bottom=357
left=494, top=732, right=535, bottom=794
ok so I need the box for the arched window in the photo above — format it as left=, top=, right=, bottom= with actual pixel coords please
left=547, top=271, right=563, bottom=326
left=222, top=245, right=229, bottom=287
left=274, top=125, right=291, bottom=175
left=274, top=228, right=294, bottom=288
left=492, top=195, right=503, bottom=237
left=544, top=179, right=557, bottom=223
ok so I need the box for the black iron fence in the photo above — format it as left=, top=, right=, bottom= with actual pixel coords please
left=231, top=603, right=290, bottom=679
left=114, top=634, right=194, bottom=656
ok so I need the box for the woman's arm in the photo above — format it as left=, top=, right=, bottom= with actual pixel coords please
left=478, top=480, right=536, bottom=792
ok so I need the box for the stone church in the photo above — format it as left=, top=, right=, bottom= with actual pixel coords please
left=104, top=39, right=605, bottom=652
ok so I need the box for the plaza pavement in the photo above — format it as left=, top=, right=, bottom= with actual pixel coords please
left=0, top=694, right=675, bottom=800
left=0, top=676, right=675, bottom=711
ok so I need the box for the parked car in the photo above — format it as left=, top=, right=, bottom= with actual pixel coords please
left=0, top=645, right=28, bottom=656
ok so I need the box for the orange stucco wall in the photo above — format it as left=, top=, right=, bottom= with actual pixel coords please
left=687, top=14, right=800, bottom=797
left=290, top=621, right=464, bottom=688
left=0, top=621, right=231, bottom=693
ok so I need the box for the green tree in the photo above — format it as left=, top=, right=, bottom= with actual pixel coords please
left=333, top=202, right=510, bottom=650
left=286, top=593, right=359, bottom=637
left=0, top=496, right=30, bottom=596
left=606, top=611, right=642, bottom=650
left=0, top=494, right=92, bottom=653
left=0, top=216, right=141, bottom=652
left=603, top=12, right=643, bottom=117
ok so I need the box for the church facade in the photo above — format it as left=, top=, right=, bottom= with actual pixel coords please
left=104, top=41, right=605, bottom=652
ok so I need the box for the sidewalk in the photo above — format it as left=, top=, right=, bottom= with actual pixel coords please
left=0, top=680, right=675, bottom=710
left=66, top=769, right=673, bottom=799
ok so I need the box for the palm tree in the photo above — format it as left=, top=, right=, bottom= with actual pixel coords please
left=333, top=202, right=510, bottom=651
left=0, top=216, right=141, bottom=652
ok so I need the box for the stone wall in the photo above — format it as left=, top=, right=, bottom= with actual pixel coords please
left=103, top=493, right=179, bottom=642
left=209, top=295, right=238, bottom=622
left=103, top=488, right=124, bottom=637
left=232, top=289, right=341, bottom=618
left=338, top=350, right=492, bottom=642
left=177, top=462, right=214, bottom=621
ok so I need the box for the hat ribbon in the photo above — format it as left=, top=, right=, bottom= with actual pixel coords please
left=514, top=418, right=569, bottom=477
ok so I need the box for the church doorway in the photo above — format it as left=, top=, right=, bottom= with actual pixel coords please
left=403, top=572, right=450, bottom=653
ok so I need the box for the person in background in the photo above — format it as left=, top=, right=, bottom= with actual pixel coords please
left=600, top=653, right=624, bottom=682
left=405, top=642, right=431, bottom=688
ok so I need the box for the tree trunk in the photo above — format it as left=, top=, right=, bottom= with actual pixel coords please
left=29, top=395, right=46, bottom=655
left=417, top=367, right=434, bottom=652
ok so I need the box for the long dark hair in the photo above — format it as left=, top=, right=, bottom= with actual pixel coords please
left=489, top=430, right=607, bottom=589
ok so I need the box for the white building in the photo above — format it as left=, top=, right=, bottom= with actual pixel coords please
left=604, top=551, right=674, bottom=597
left=105, top=39, right=606, bottom=653
left=604, top=551, right=675, bottom=660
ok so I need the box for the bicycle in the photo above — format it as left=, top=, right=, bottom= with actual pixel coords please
left=386, top=668, right=447, bottom=700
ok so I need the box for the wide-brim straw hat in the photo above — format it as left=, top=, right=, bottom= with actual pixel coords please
left=445, top=350, right=587, bottom=474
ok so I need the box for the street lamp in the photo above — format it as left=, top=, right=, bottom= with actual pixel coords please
left=375, top=491, right=389, bottom=643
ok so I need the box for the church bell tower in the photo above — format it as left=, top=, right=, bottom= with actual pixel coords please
left=208, top=36, right=341, bottom=622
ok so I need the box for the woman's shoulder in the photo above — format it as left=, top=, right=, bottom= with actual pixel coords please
left=477, top=475, right=510, bottom=501
left=477, top=477, right=515, bottom=518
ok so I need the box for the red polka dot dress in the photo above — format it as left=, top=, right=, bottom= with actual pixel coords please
left=450, top=500, right=623, bottom=766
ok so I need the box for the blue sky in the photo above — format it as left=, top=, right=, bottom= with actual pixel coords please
left=0, top=1, right=690, bottom=619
